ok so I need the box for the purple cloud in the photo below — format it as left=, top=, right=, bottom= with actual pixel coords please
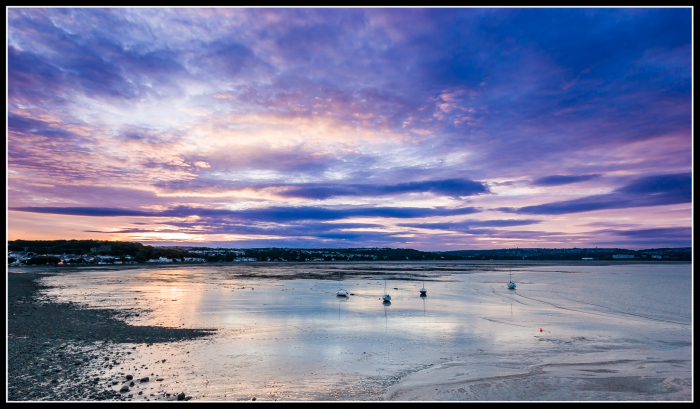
left=7, top=8, right=691, bottom=250
left=278, top=178, right=490, bottom=199
left=532, top=174, right=601, bottom=186
left=588, top=227, right=691, bottom=248
left=499, top=173, right=691, bottom=215
left=10, top=205, right=481, bottom=222
left=398, top=219, right=542, bottom=232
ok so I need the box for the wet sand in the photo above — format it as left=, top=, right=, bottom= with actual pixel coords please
left=8, top=272, right=214, bottom=401
left=7, top=262, right=692, bottom=401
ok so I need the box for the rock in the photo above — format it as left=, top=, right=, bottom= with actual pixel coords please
left=185, top=396, right=192, bottom=401
left=126, top=374, right=133, bottom=380
left=140, top=377, right=149, bottom=382
left=177, top=392, right=186, bottom=400
left=156, top=378, right=164, bottom=381
left=120, top=385, right=129, bottom=393
left=252, top=397, right=256, bottom=401
left=138, top=391, right=143, bottom=395
left=130, top=381, right=135, bottom=386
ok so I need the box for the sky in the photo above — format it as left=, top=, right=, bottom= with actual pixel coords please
left=6, top=7, right=693, bottom=250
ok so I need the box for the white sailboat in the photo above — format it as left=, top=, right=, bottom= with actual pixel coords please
left=419, top=281, right=427, bottom=295
left=507, top=268, right=516, bottom=290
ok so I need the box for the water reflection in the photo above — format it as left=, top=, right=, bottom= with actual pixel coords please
left=35, top=262, right=691, bottom=401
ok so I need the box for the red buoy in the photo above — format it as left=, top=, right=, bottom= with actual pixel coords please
left=540, top=328, right=543, bottom=332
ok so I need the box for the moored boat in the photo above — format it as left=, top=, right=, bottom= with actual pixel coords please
left=383, top=278, right=391, bottom=301
left=508, top=269, right=516, bottom=289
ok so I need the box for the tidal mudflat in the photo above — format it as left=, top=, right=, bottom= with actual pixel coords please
left=7, top=261, right=692, bottom=401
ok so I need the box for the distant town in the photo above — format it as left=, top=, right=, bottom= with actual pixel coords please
left=7, top=240, right=692, bottom=266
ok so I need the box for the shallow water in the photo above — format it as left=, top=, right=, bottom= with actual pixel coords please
left=38, top=262, right=692, bottom=401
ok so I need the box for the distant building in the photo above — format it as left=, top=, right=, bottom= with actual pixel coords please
left=582, top=257, right=594, bottom=260
left=613, top=254, right=635, bottom=259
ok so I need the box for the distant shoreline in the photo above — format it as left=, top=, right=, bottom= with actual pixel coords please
left=7, top=258, right=691, bottom=274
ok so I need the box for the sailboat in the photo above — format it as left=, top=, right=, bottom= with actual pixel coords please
left=507, top=268, right=516, bottom=290
left=419, top=281, right=427, bottom=295
left=383, top=278, right=391, bottom=302
left=336, top=271, right=348, bottom=296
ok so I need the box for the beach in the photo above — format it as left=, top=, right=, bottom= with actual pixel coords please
left=7, top=271, right=213, bottom=401
left=7, top=261, right=692, bottom=401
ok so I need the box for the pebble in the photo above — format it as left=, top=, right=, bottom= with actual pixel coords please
left=120, top=385, right=129, bottom=393
left=126, top=375, right=133, bottom=380
left=177, top=392, right=186, bottom=401
left=140, top=377, right=149, bottom=382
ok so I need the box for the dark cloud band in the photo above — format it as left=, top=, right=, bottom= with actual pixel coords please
left=10, top=205, right=482, bottom=222
left=500, top=173, right=691, bottom=215
left=278, top=178, right=490, bottom=199
left=532, top=174, right=601, bottom=186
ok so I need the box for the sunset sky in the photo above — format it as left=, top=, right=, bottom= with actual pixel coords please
left=7, top=7, right=692, bottom=250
